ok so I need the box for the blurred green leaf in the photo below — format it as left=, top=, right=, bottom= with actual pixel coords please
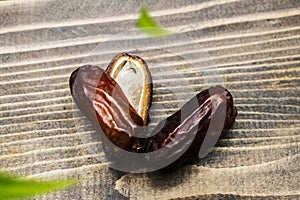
left=0, top=171, right=77, bottom=199
left=137, top=6, right=173, bottom=37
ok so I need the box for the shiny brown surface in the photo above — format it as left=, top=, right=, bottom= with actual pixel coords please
left=70, top=63, right=237, bottom=169
left=70, top=65, right=143, bottom=150
left=143, top=86, right=237, bottom=169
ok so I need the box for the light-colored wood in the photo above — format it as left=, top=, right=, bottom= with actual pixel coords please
left=0, top=0, right=299, bottom=199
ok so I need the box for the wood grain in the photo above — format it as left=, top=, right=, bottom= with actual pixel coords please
left=0, top=0, right=299, bottom=199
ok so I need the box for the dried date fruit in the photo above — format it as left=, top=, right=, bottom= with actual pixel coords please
left=69, top=53, right=237, bottom=172
left=69, top=53, right=152, bottom=151
left=106, top=53, right=152, bottom=126
left=141, top=85, right=237, bottom=170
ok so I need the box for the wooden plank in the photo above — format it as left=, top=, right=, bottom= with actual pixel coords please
left=0, top=0, right=299, bottom=199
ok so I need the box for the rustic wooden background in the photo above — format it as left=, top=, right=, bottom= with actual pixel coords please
left=0, top=0, right=299, bottom=199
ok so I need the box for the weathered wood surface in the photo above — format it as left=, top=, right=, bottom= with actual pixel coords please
left=0, top=0, right=299, bottom=199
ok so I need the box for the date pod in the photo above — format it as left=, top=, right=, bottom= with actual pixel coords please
left=141, top=86, right=237, bottom=170
left=106, top=53, right=152, bottom=126
left=70, top=53, right=237, bottom=172
left=70, top=53, right=152, bottom=151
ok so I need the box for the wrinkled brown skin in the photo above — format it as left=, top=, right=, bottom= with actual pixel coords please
left=70, top=65, right=145, bottom=151
left=142, top=86, right=237, bottom=169
left=70, top=65, right=237, bottom=170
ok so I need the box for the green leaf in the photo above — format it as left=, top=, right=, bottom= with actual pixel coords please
left=137, top=6, right=173, bottom=37
left=0, top=171, right=77, bottom=199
